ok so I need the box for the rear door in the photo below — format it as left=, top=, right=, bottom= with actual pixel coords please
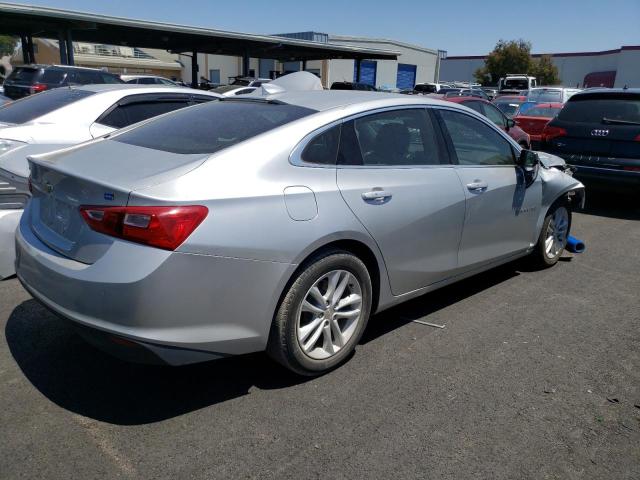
left=436, top=108, right=542, bottom=269
left=336, top=107, right=466, bottom=295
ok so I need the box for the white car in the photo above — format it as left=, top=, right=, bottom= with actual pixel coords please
left=0, top=84, right=221, bottom=278
left=120, top=75, right=178, bottom=86
left=527, top=87, right=582, bottom=104
left=212, top=85, right=257, bottom=97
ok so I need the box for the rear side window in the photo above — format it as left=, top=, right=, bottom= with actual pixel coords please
left=0, top=88, right=95, bottom=124
left=98, top=99, right=191, bottom=129
left=558, top=95, right=640, bottom=123
left=7, top=67, right=41, bottom=83
left=114, top=100, right=316, bottom=154
left=301, top=126, right=340, bottom=165
left=40, top=69, right=67, bottom=84
left=340, top=108, right=443, bottom=166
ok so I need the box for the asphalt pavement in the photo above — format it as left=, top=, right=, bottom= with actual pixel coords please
left=1, top=190, right=638, bottom=479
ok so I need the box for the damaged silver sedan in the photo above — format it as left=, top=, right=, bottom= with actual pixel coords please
left=15, top=80, right=585, bottom=375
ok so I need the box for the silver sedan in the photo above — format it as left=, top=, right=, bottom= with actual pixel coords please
left=15, top=89, right=585, bottom=375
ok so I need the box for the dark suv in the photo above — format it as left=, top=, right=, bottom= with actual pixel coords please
left=541, top=88, right=640, bottom=187
left=3, top=65, right=123, bottom=99
left=330, top=81, right=377, bottom=92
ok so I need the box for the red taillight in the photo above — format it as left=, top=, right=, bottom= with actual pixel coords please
left=79, top=205, right=208, bottom=251
left=634, top=134, right=640, bottom=142
left=542, top=125, right=567, bottom=142
left=30, top=83, right=48, bottom=93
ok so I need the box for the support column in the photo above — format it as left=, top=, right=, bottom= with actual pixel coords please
left=26, top=36, right=35, bottom=64
left=58, top=31, right=68, bottom=65
left=191, top=50, right=198, bottom=88
left=66, top=30, right=74, bottom=65
left=20, top=35, right=29, bottom=64
left=355, top=58, right=362, bottom=82
left=242, top=50, right=250, bottom=77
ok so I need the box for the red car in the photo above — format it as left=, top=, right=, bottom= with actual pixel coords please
left=444, top=96, right=531, bottom=148
left=514, top=103, right=564, bottom=148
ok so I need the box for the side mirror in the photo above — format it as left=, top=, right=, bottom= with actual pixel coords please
left=517, top=149, right=539, bottom=187
left=506, top=118, right=516, bottom=130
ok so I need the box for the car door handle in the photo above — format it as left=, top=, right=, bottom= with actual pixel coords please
left=466, top=181, right=488, bottom=193
left=362, top=190, right=392, bottom=203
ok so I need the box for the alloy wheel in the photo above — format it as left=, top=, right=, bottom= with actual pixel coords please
left=296, top=269, right=363, bottom=360
left=545, top=206, right=569, bottom=259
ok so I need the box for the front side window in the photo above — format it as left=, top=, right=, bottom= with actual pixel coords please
left=438, top=109, right=515, bottom=166
left=341, top=109, right=442, bottom=166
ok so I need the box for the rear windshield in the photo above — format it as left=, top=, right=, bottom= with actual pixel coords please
left=521, top=106, right=562, bottom=118
left=503, top=79, right=529, bottom=90
left=0, top=88, right=95, bottom=124
left=7, top=67, right=41, bottom=83
left=114, top=100, right=316, bottom=154
left=528, top=89, right=562, bottom=103
left=557, top=95, right=640, bottom=123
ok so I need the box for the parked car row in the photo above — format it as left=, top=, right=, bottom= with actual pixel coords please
left=0, top=71, right=585, bottom=376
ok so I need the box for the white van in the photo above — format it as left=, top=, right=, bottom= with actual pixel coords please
left=498, top=74, right=537, bottom=93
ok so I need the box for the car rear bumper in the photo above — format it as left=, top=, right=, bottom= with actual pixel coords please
left=549, top=153, right=640, bottom=186
left=15, top=211, right=296, bottom=365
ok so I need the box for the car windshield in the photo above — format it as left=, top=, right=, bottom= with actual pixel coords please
left=520, top=106, right=562, bottom=118
left=0, top=88, right=95, bottom=124
left=557, top=95, right=640, bottom=123
left=495, top=102, right=520, bottom=117
left=7, top=67, right=41, bottom=83
left=114, top=100, right=317, bottom=154
left=528, top=90, right=562, bottom=103
left=503, top=79, right=529, bottom=90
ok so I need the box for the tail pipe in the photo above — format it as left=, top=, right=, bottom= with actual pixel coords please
left=566, top=235, right=586, bottom=254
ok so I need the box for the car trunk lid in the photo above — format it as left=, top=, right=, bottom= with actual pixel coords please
left=27, top=139, right=209, bottom=263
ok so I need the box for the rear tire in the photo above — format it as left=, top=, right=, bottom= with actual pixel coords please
left=267, top=250, right=372, bottom=376
left=531, top=203, right=572, bottom=267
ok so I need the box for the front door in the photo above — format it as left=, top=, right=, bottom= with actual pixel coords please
left=436, top=108, right=542, bottom=269
left=336, top=108, right=466, bottom=295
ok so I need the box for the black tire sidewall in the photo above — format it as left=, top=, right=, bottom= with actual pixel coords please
left=274, top=252, right=372, bottom=375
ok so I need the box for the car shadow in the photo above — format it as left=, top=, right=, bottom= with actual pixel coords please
left=578, top=186, right=640, bottom=220
left=5, top=258, right=531, bottom=426
left=361, top=261, right=522, bottom=344
left=5, top=300, right=305, bottom=425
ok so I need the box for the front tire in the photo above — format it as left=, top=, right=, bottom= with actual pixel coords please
left=267, top=250, right=372, bottom=376
left=532, top=203, right=571, bottom=267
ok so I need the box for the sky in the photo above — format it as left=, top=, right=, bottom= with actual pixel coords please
left=15, top=0, right=640, bottom=55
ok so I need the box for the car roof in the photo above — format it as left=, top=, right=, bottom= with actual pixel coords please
left=444, top=96, right=490, bottom=105
left=572, top=87, right=640, bottom=96
left=494, top=95, right=527, bottom=101
left=248, top=90, right=452, bottom=112
left=17, top=64, right=114, bottom=72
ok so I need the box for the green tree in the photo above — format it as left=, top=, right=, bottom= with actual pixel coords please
left=0, top=35, right=18, bottom=57
left=474, top=39, right=534, bottom=85
left=531, top=55, right=560, bottom=85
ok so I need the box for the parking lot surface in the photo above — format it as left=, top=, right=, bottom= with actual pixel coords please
left=1, top=191, right=638, bottom=479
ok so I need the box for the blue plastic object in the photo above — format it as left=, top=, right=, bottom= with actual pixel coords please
left=566, top=236, right=586, bottom=254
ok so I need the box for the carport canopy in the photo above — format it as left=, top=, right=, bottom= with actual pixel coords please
left=0, top=3, right=399, bottom=86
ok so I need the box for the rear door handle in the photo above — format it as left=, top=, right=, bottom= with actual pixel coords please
left=466, top=180, right=488, bottom=193
left=362, top=189, right=392, bottom=203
